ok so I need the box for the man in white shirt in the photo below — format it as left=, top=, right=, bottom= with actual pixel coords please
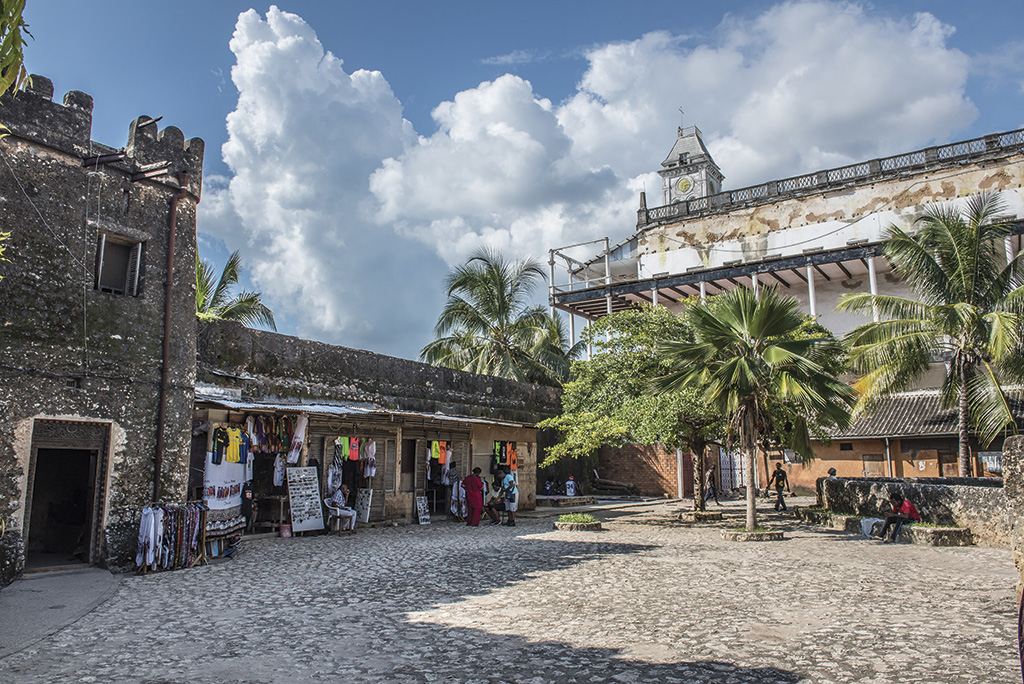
left=328, top=484, right=357, bottom=533
left=502, top=470, right=518, bottom=527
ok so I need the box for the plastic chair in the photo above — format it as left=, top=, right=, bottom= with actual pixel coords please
left=324, top=498, right=343, bottom=533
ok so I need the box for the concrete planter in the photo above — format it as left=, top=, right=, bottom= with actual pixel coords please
left=721, top=529, right=784, bottom=542
left=679, top=510, right=724, bottom=524
left=553, top=521, right=603, bottom=531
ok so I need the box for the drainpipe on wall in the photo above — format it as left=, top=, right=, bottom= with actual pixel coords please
left=885, top=437, right=893, bottom=478
left=153, top=172, right=191, bottom=503
left=676, top=447, right=684, bottom=499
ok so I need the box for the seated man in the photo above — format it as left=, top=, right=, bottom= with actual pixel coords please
left=484, top=474, right=506, bottom=526
left=564, top=475, right=578, bottom=497
left=327, top=484, right=357, bottom=533
left=877, top=493, right=920, bottom=543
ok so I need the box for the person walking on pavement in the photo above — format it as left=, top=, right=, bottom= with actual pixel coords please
left=463, top=467, right=485, bottom=526
left=502, top=468, right=518, bottom=526
left=766, top=463, right=791, bottom=511
left=704, top=463, right=720, bottom=505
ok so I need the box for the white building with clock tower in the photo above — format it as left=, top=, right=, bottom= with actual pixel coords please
left=660, top=124, right=723, bottom=204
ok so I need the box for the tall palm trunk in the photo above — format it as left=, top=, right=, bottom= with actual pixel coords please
left=743, top=408, right=758, bottom=531
left=959, top=364, right=972, bottom=477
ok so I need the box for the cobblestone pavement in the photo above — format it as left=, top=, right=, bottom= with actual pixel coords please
left=0, top=500, right=1017, bottom=683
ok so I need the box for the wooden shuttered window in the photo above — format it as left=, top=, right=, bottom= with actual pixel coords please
left=96, top=233, right=143, bottom=296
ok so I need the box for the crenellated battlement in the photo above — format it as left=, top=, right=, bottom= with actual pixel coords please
left=0, top=75, right=94, bottom=157
left=0, top=74, right=203, bottom=197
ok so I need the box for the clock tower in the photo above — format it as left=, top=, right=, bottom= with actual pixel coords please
left=659, top=125, right=723, bottom=204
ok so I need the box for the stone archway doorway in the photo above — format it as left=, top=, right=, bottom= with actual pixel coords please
left=24, top=420, right=110, bottom=571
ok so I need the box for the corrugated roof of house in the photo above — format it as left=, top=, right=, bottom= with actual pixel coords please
left=833, top=388, right=1024, bottom=439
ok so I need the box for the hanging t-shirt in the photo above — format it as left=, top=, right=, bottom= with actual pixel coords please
left=211, top=426, right=229, bottom=464
left=348, top=437, right=361, bottom=461
left=431, top=441, right=440, bottom=460
left=273, top=454, right=286, bottom=487
left=363, top=440, right=377, bottom=478
left=286, top=414, right=308, bottom=464
left=506, top=441, right=517, bottom=471
left=225, top=427, right=242, bottom=463
left=438, top=440, right=448, bottom=465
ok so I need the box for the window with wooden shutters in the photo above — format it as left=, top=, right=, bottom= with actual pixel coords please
left=96, top=234, right=143, bottom=296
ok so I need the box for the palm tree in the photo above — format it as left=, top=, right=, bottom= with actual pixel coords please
left=655, top=286, right=855, bottom=531
left=420, top=249, right=578, bottom=386
left=838, top=193, right=1024, bottom=476
left=196, top=250, right=276, bottom=330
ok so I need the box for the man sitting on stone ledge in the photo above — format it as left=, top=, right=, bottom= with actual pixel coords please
left=875, top=494, right=921, bottom=543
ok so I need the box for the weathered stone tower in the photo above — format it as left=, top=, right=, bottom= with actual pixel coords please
left=0, top=76, right=204, bottom=583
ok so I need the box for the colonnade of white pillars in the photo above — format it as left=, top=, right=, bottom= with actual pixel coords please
left=563, top=253, right=898, bottom=359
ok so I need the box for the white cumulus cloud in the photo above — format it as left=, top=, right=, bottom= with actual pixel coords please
left=202, top=2, right=980, bottom=358
left=200, top=6, right=441, bottom=357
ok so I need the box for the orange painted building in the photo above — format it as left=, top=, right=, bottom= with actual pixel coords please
left=759, top=389, right=1015, bottom=495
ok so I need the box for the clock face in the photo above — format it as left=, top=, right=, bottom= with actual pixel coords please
left=676, top=176, right=694, bottom=195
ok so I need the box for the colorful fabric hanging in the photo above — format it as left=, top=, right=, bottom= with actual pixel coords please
left=348, top=436, right=361, bottom=461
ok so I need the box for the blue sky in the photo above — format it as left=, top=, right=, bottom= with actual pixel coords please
left=20, top=1, right=1024, bottom=358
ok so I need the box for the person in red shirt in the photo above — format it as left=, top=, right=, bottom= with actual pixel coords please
left=877, top=494, right=921, bottom=543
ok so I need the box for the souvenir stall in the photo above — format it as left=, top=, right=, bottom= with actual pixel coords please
left=318, top=429, right=383, bottom=525
left=245, top=413, right=301, bottom=534
left=201, top=420, right=253, bottom=556
left=422, top=437, right=471, bottom=520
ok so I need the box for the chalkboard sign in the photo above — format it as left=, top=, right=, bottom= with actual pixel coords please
left=415, top=495, right=430, bottom=525
left=286, top=467, right=325, bottom=533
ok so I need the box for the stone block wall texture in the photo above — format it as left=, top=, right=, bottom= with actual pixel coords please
left=0, top=76, right=203, bottom=584
left=1002, top=436, right=1024, bottom=588
left=197, top=319, right=562, bottom=424
left=596, top=443, right=693, bottom=498
left=819, top=476, right=1008, bottom=547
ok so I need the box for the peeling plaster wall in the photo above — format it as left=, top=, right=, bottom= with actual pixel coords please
left=0, top=76, right=203, bottom=585
left=638, top=163, right=1024, bottom=267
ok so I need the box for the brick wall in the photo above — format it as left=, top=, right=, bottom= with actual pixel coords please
left=597, top=443, right=693, bottom=498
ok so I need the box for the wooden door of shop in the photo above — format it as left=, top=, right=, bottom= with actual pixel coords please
left=938, top=451, right=959, bottom=477
left=862, top=454, right=885, bottom=477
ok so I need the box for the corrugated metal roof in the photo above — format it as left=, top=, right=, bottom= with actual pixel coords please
left=194, top=392, right=533, bottom=428
left=834, top=388, right=1024, bottom=439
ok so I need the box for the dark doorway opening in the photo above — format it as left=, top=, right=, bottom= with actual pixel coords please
left=27, top=448, right=97, bottom=570
left=400, top=439, right=416, bottom=493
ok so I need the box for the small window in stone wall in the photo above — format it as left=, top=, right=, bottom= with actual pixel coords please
left=95, top=233, right=143, bottom=296
left=839, top=443, right=853, bottom=451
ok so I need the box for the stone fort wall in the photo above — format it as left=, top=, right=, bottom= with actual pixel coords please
left=0, top=76, right=203, bottom=583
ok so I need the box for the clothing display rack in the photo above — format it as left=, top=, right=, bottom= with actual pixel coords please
left=136, top=501, right=208, bottom=574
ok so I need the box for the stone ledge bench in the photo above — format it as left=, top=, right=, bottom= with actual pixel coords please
left=794, top=507, right=974, bottom=546
left=536, top=495, right=598, bottom=507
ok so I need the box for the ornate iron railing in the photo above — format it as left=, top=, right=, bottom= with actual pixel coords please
left=639, top=126, right=1024, bottom=227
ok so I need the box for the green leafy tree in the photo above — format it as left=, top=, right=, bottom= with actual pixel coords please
left=0, top=0, right=31, bottom=279
left=196, top=250, right=276, bottom=330
left=0, top=0, right=29, bottom=103
left=656, top=286, right=855, bottom=531
left=420, top=249, right=578, bottom=386
left=540, top=305, right=725, bottom=508
left=838, top=193, right=1024, bottom=476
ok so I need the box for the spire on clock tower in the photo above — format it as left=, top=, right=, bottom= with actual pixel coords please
left=659, top=125, right=724, bottom=205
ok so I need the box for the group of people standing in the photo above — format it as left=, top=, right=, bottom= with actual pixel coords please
left=461, top=467, right=518, bottom=527
left=703, top=462, right=791, bottom=511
